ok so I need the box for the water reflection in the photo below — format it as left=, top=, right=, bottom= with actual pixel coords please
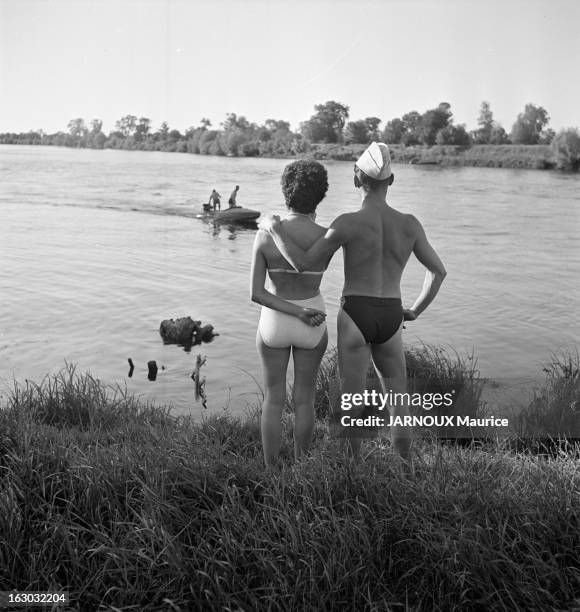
left=203, top=218, right=258, bottom=239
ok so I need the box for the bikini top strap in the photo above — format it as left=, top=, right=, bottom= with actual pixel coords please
left=268, top=268, right=325, bottom=276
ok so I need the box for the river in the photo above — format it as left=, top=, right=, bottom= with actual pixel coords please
left=1, top=145, right=578, bottom=415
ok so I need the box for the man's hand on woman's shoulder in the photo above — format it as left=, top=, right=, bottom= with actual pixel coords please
left=258, top=214, right=282, bottom=233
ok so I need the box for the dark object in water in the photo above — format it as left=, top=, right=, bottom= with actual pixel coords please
left=409, top=159, right=439, bottom=165
left=147, top=360, right=158, bottom=381
left=128, top=358, right=135, bottom=378
left=191, top=354, right=207, bottom=408
left=159, top=317, right=218, bottom=347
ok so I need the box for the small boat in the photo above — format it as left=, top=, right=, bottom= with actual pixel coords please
left=195, top=205, right=260, bottom=223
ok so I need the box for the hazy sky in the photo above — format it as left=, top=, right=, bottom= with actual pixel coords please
left=1, top=0, right=579, bottom=135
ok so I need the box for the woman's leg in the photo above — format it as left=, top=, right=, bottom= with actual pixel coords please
left=291, top=330, right=328, bottom=461
left=256, top=330, right=291, bottom=468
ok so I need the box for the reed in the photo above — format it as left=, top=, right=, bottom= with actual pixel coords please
left=514, top=350, right=580, bottom=449
left=0, top=358, right=579, bottom=611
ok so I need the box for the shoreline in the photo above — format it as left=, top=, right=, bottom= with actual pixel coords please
left=0, top=141, right=561, bottom=171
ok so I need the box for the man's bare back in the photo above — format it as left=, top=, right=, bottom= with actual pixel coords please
left=263, top=196, right=443, bottom=319
left=334, top=203, right=418, bottom=298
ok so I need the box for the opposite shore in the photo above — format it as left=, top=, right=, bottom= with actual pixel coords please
left=307, top=142, right=557, bottom=170
left=0, top=140, right=564, bottom=170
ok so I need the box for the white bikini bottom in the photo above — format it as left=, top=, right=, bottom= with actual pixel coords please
left=258, top=293, right=326, bottom=349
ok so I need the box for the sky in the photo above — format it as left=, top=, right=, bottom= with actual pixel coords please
left=1, top=0, right=579, bottom=135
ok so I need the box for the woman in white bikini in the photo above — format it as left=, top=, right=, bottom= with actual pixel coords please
left=250, top=160, right=331, bottom=468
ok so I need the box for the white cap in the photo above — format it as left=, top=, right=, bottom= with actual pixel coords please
left=355, top=142, right=392, bottom=180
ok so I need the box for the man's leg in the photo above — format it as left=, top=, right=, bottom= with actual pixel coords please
left=337, top=309, right=372, bottom=459
left=370, top=322, right=413, bottom=467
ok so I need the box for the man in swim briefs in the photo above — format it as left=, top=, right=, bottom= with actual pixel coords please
left=259, top=142, right=446, bottom=464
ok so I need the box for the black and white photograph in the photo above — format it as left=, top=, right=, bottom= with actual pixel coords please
left=1, top=0, right=579, bottom=609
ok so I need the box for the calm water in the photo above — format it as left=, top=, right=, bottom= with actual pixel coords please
left=1, top=145, right=578, bottom=415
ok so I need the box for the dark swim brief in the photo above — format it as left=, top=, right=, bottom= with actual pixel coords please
left=341, top=295, right=403, bottom=344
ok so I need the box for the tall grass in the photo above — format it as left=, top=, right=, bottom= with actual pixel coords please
left=1, top=360, right=579, bottom=610
left=551, top=128, right=580, bottom=171
left=517, top=350, right=580, bottom=441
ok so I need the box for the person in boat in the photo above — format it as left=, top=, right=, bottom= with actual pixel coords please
left=251, top=160, right=330, bottom=468
left=208, top=189, right=221, bottom=211
left=228, top=185, right=240, bottom=208
left=259, top=142, right=447, bottom=468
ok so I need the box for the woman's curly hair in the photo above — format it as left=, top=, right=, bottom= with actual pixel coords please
left=281, top=160, right=328, bottom=214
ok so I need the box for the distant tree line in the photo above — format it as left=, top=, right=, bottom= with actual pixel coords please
left=0, top=114, right=308, bottom=157
left=1, top=100, right=579, bottom=169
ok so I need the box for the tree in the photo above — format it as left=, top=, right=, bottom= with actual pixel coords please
left=200, top=118, right=212, bottom=129
left=435, top=124, right=471, bottom=146
left=219, top=113, right=257, bottom=156
left=67, top=118, right=87, bottom=138
left=89, top=119, right=103, bottom=134
left=344, top=120, right=370, bottom=144
left=510, top=104, right=550, bottom=144
left=489, top=124, right=509, bottom=144
left=343, top=116, right=382, bottom=144
left=199, top=130, right=219, bottom=154
left=221, top=113, right=251, bottom=132
left=382, top=118, right=406, bottom=144
left=115, top=115, right=138, bottom=137
left=134, top=117, right=151, bottom=141
left=474, top=101, right=494, bottom=144
left=87, top=119, right=105, bottom=149
left=156, top=121, right=170, bottom=140
left=300, top=100, right=349, bottom=143
left=364, top=117, right=382, bottom=142
left=400, top=111, right=422, bottom=145
left=261, top=119, right=294, bottom=154
left=300, top=117, right=330, bottom=143
left=472, top=101, right=510, bottom=144
left=265, top=119, right=290, bottom=133
left=223, top=129, right=246, bottom=156
left=539, top=128, right=555, bottom=145
left=551, top=128, right=580, bottom=171
left=419, top=102, right=452, bottom=145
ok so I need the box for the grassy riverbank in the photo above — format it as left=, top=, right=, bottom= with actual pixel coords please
left=307, top=143, right=555, bottom=170
left=1, top=350, right=579, bottom=611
